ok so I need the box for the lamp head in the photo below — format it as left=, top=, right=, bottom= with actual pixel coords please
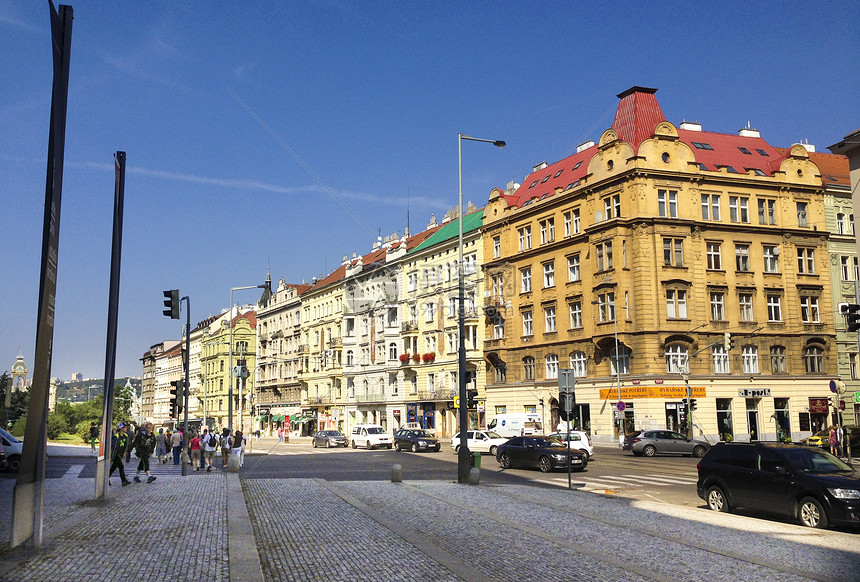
left=493, top=140, right=506, bottom=149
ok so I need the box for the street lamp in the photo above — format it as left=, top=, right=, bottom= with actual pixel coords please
left=229, top=284, right=266, bottom=432
left=457, top=133, right=505, bottom=483
left=592, top=298, right=623, bottom=445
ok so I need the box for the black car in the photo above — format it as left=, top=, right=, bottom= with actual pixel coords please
left=312, top=430, right=347, bottom=448
left=697, top=442, right=860, bottom=529
left=393, top=429, right=441, bottom=452
left=496, top=436, right=587, bottom=473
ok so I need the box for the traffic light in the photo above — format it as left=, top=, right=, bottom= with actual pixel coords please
left=169, top=380, right=183, bottom=418
left=690, top=398, right=698, bottom=411
left=466, top=389, right=478, bottom=409
left=681, top=397, right=689, bottom=411
left=559, top=390, right=576, bottom=422
left=163, top=289, right=179, bottom=319
left=845, top=304, right=860, bottom=332
left=723, top=332, right=734, bottom=351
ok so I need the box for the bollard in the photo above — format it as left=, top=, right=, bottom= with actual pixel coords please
left=227, top=454, right=240, bottom=473
left=391, top=464, right=402, bottom=483
left=468, top=467, right=480, bottom=485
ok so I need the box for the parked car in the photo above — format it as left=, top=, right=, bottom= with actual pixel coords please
left=487, top=413, right=543, bottom=438
left=800, top=430, right=830, bottom=448
left=451, top=430, right=509, bottom=456
left=393, top=429, right=441, bottom=452
left=547, top=431, right=594, bottom=461
left=496, top=436, right=587, bottom=473
left=623, top=430, right=709, bottom=458
left=0, top=427, right=22, bottom=472
left=350, top=424, right=392, bottom=450
left=697, top=442, right=860, bottom=528
left=312, top=430, right=347, bottom=448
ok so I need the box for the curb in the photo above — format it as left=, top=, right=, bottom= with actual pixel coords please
left=227, top=472, right=264, bottom=582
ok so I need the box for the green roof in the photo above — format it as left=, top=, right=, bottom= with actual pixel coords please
left=409, top=210, right=484, bottom=254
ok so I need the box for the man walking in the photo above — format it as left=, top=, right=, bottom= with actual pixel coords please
left=170, top=427, right=182, bottom=465
left=89, top=422, right=99, bottom=454
left=221, top=428, right=232, bottom=468
left=132, top=422, right=157, bottom=483
left=201, top=427, right=219, bottom=472
left=109, top=422, right=131, bottom=486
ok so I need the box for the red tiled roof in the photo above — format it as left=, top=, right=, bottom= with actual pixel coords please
left=504, top=147, right=597, bottom=209
left=611, top=87, right=666, bottom=151
left=231, top=311, right=257, bottom=328
left=678, top=129, right=785, bottom=175
left=775, top=148, right=849, bottom=187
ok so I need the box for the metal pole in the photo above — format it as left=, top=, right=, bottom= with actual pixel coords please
left=457, top=133, right=469, bottom=483
left=613, top=305, right=622, bottom=444
left=228, top=289, right=234, bottom=432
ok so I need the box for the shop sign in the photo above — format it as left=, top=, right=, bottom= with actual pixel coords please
left=855, top=392, right=860, bottom=404
left=808, top=397, right=829, bottom=414
left=737, top=388, right=772, bottom=397
left=599, top=385, right=706, bottom=399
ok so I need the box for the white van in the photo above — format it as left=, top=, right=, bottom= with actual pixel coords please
left=350, top=424, right=393, bottom=450
left=487, top=413, right=543, bottom=438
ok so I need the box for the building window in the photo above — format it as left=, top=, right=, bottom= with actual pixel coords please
left=563, top=211, right=572, bottom=237
left=666, top=344, right=689, bottom=373
left=604, top=194, right=621, bottom=219
left=597, top=292, right=616, bottom=322
left=596, top=241, right=613, bottom=271
left=739, top=293, right=754, bottom=322
left=520, top=267, right=532, bottom=293
left=713, top=345, right=730, bottom=374
left=804, top=345, right=823, bottom=374
left=491, top=274, right=504, bottom=299
left=493, top=316, right=504, bottom=339
left=797, top=248, right=815, bottom=274
left=493, top=236, right=501, bottom=258
left=742, top=345, right=759, bottom=374
left=758, top=199, right=777, bottom=225
left=767, top=294, right=782, bottom=322
left=572, top=209, right=581, bottom=234
left=425, top=301, right=436, bottom=322
left=729, top=196, right=750, bottom=223
left=523, top=357, right=535, bottom=380
left=569, top=351, right=587, bottom=377
left=545, top=354, right=559, bottom=380
left=797, top=202, right=808, bottom=227
left=569, top=301, right=582, bottom=329
left=658, top=189, right=678, bottom=218
left=702, top=194, right=721, bottom=221
left=568, top=254, right=581, bottom=282
left=800, top=296, right=820, bottom=323
left=663, top=238, right=684, bottom=266
left=763, top=245, right=780, bottom=273
left=544, top=306, right=556, bottom=333
left=710, top=292, right=726, bottom=321
left=666, top=289, right=687, bottom=319
left=518, top=226, right=532, bottom=251
left=388, top=343, right=397, bottom=360
left=346, top=350, right=354, bottom=366
left=770, top=346, right=787, bottom=374
left=850, top=353, right=858, bottom=380
left=841, top=256, right=852, bottom=281
left=706, top=242, right=722, bottom=270
left=543, top=261, right=555, bottom=288
left=735, top=244, right=751, bottom=271
left=611, top=346, right=630, bottom=375
left=522, top=311, right=533, bottom=336
left=539, top=218, right=555, bottom=244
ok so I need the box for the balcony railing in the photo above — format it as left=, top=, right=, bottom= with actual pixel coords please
left=328, top=337, right=343, bottom=348
left=416, top=388, right=457, bottom=401
left=401, top=322, right=418, bottom=332
left=354, top=392, right=386, bottom=403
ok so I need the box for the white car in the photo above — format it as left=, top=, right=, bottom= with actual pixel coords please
left=547, top=431, right=594, bottom=461
left=0, top=427, right=23, bottom=471
left=451, top=430, right=509, bottom=456
left=350, top=424, right=392, bottom=450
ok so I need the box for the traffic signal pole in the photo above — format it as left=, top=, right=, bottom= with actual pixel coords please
left=181, top=295, right=190, bottom=477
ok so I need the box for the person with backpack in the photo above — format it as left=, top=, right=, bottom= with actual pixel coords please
left=109, top=422, right=131, bottom=486
left=220, top=428, right=232, bottom=468
left=89, top=422, right=99, bottom=454
left=132, top=422, right=157, bottom=483
left=201, top=427, right=219, bottom=472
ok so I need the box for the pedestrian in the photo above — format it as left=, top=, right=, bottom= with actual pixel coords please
left=202, top=427, right=219, bottom=472
left=89, top=422, right=99, bottom=454
left=221, top=428, right=232, bottom=467
left=126, top=425, right=138, bottom=462
left=109, top=422, right=131, bottom=486
left=156, top=428, right=168, bottom=464
left=277, top=426, right=283, bottom=444
left=231, top=430, right=246, bottom=468
left=190, top=430, right=202, bottom=471
left=836, top=424, right=844, bottom=457
left=255, top=429, right=260, bottom=442
left=132, top=422, right=157, bottom=483
left=829, top=425, right=838, bottom=456
left=170, top=427, right=182, bottom=465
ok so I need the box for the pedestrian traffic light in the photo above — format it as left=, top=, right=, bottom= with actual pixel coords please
left=845, top=304, right=860, bottom=332
left=559, top=390, right=576, bottom=422
left=163, top=289, right=179, bottom=319
left=681, top=397, right=689, bottom=411
left=466, top=389, right=478, bottom=409
left=690, top=398, right=698, bottom=411
left=723, top=332, right=734, bottom=351
left=169, top=380, right=183, bottom=418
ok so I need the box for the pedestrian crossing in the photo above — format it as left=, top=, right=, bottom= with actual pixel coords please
left=551, top=472, right=698, bottom=492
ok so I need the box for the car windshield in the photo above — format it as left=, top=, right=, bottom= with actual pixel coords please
left=366, top=427, right=384, bottom=434
left=781, top=447, right=854, bottom=473
left=0, top=428, right=20, bottom=443
left=537, top=438, right=566, bottom=449
left=413, top=430, right=432, bottom=438
left=485, top=431, right=503, bottom=439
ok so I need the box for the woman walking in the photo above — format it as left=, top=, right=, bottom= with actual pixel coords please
left=231, top=430, right=246, bottom=468
left=829, top=425, right=838, bottom=456
left=221, top=428, right=232, bottom=468
left=132, top=422, right=157, bottom=483
left=155, top=428, right=168, bottom=464
left=189, top=431, right=202, bottom=471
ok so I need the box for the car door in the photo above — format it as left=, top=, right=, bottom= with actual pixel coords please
left=505, top=437, right=527, bottom=466
left=667, top=431, right=691, bottom=454
left=720, top=446, right=758, bottom=507
left=751, top=447, right=796, bottom=517
left=473, top=431, right=489, bottom=453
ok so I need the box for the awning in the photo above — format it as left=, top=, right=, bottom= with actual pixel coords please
left=256, top=415, right=268, bottom=421
left=272, top=414, right=285, bottom=422
left=290, top=416, right=312, bottom=424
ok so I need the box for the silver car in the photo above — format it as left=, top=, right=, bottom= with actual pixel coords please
left=312, top=430, right=348, bottom=448
left=623, top=430, right=709, bottom=458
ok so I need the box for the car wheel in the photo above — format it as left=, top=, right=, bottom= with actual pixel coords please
left=368, top=443, right=375, bottom=450
left=643, top=445, right=656, bottom=457
left=312, top=440, right=317, bottom=448
left=351, top=440, right=357, bottom=449
left=387, top=445, right=392, bottom=449
left=454, top=445, right=461, bottom=454
left=489, top=445, right=498, bottom=456
left=395, top=443, right=401, bottom=451
left=538, top=456, right=552, bottom=473
left=6, top=455, right=21, bottom=472
left=580, top=451, right=590, bottom=462
left=693, top=446, right=706, bottom=458
left=499, top=452, right=511, bottom=469
left=706, top=485, right=729, bottom=513
left=411, top=443, right=419, bottom=453
left=799, top=497, right=828, bottom=529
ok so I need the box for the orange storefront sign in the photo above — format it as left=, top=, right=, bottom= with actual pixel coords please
left=599, top=386, right=707, bottom=400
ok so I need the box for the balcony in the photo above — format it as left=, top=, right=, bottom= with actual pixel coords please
left=416, top=388, right=456, bottom=401
left=355, top=392, right=386, bottom=403
left=401, top=322, right=418, bottom=333
left=298, top=344, right=310, bottom=354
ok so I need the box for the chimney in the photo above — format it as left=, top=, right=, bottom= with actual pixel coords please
left=679, top=120, right=702, bottom=132
left=738, top=122, right=760, bottom=139
left=799, top=139, right=816, bottom=153
left=576, top=140, right=595, bottom=153
left=533, top=161, right=548, bottom=172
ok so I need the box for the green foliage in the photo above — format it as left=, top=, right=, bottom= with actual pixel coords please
left=47, top=413, right=69, bottom=440
left=76, top=420, right=95, bottom=444
left=11, top=416, right=26, bottom=437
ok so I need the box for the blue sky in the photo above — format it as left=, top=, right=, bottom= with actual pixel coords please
left=2, top=1, right=858, bottom=381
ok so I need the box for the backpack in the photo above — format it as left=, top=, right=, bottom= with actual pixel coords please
left=208, top=434, right=217, bottom=448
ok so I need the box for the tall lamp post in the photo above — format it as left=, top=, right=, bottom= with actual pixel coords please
left=229, top=284, right=266, bottom=432
left=592, top=298, right=622, bottom=444
left=457, top=133, right=505, bottom=483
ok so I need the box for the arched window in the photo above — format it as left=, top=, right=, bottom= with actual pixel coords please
left=522, top=357, right=535, bottom=380
left=712, top=345, right=730, bottom=374
left=665, top=344, right=688, bottom=373
left=346, top=350, right=354, bottom=366
left=804, top=345, right=824, bottom=374
left=388, top=342, right=398, bottom=360
left=569, top=351, right=587, bottom=377
left=770, top=345, right=787, bottom=374
left=742, top=345, right=759, bottom=374
left=545, top=354, right=559, bottom=380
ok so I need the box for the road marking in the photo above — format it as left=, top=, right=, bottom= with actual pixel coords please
left=63, top=464, right=85, bottom=478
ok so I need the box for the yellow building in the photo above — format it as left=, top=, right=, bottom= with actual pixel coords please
left=482, top=87, right=838, bottom=444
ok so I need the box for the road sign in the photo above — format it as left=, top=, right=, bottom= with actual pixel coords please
left=453, top=396, right=460, bottom=409
left=830, top=380, right=838, bottom=393
left=616, top=401, right=626, bottom=412
left=558, top=369, right=576, bottom=393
